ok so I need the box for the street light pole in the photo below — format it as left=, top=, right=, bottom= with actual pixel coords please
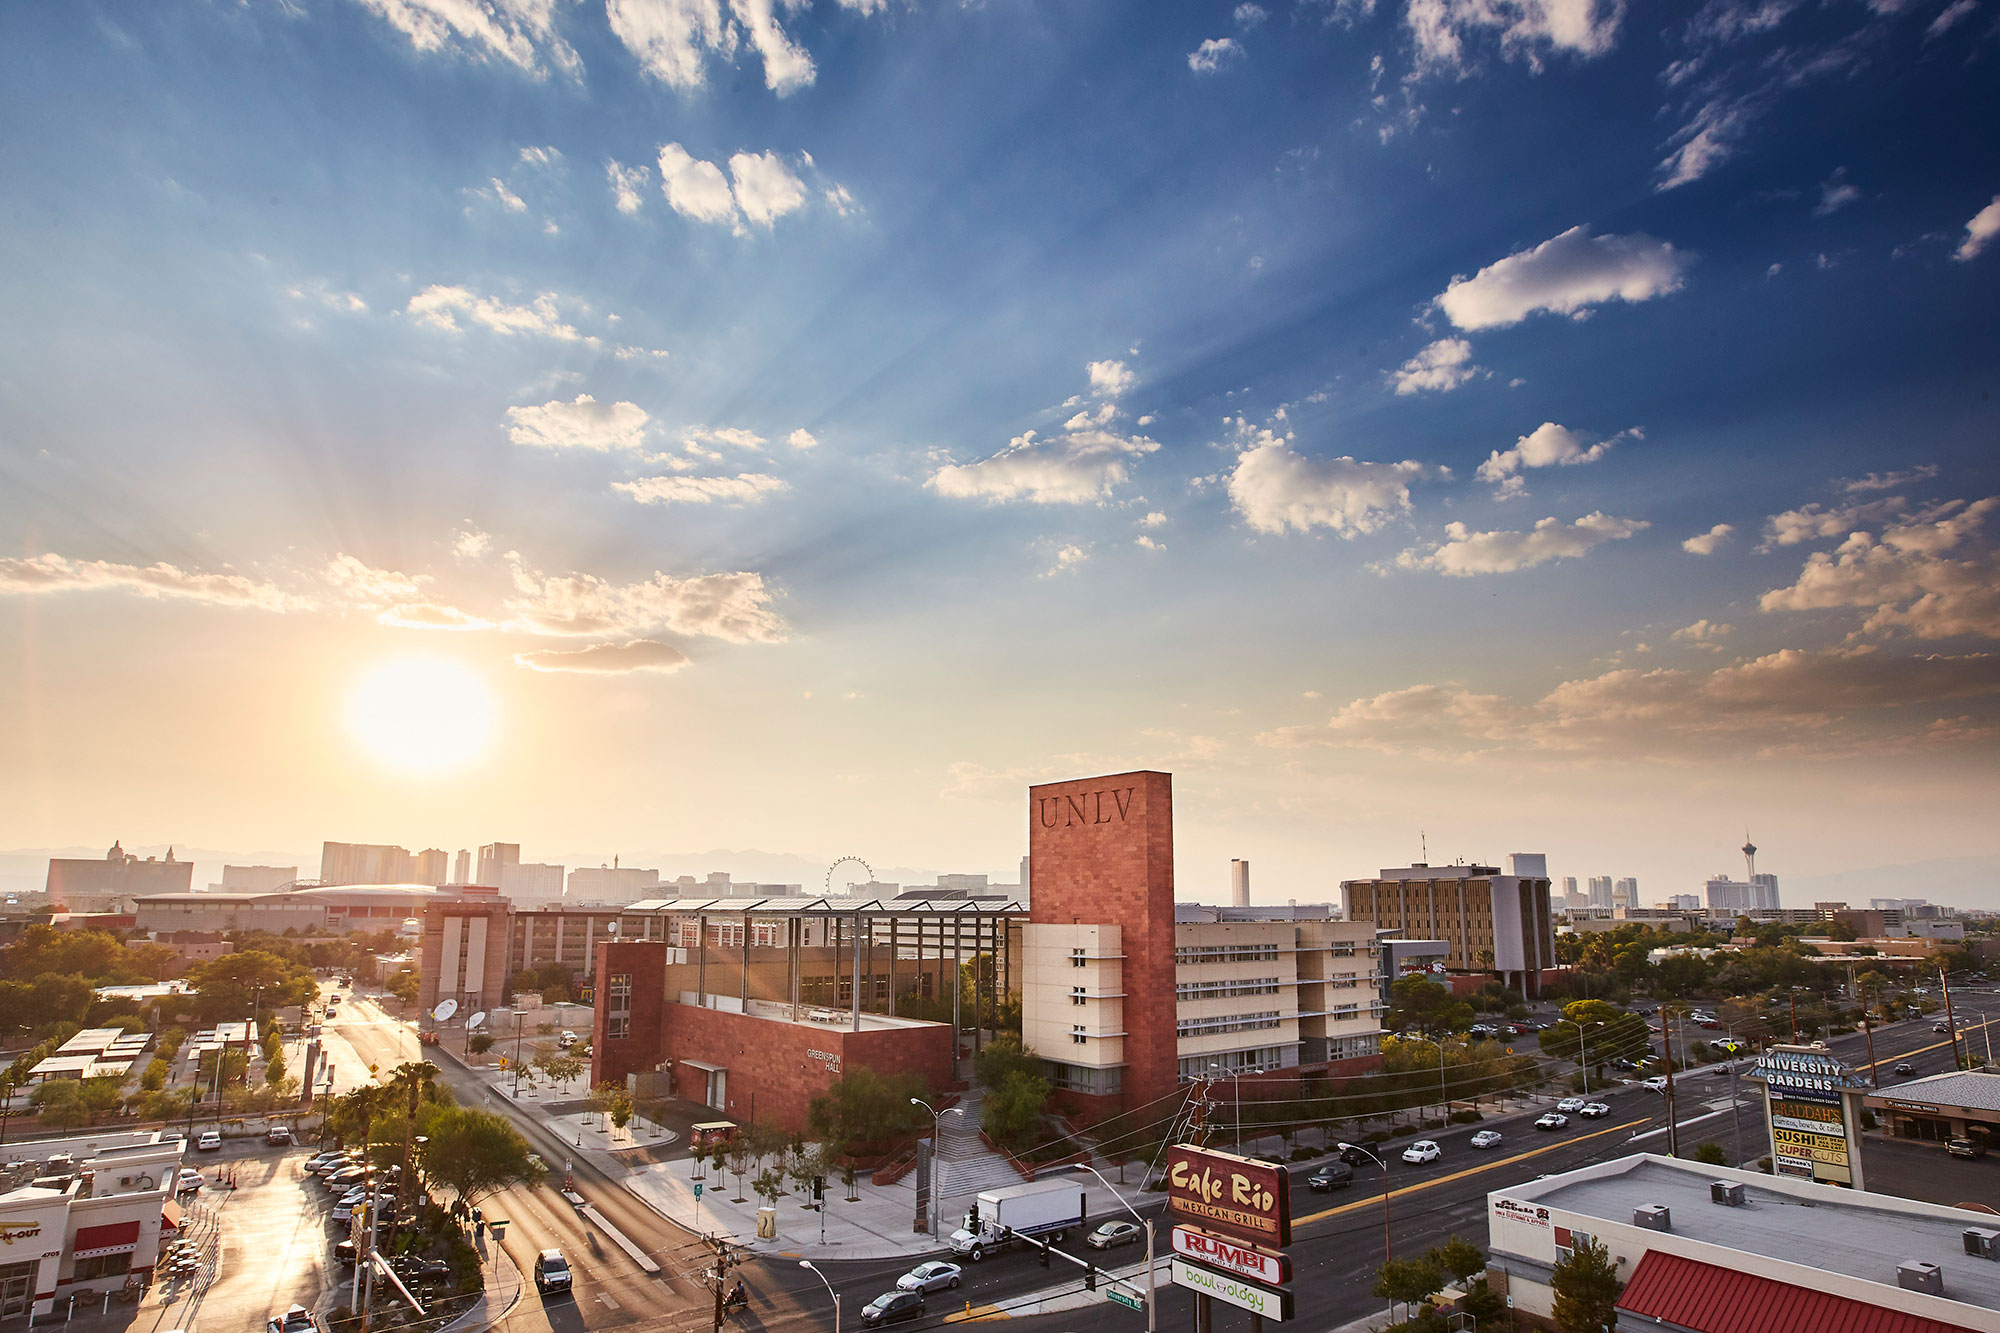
left=1069, top=1162, right=1156, bottom=1333
left=799, top=1260, right=840, bottom=1333
left=910, top=1097, right=963, bottom=1238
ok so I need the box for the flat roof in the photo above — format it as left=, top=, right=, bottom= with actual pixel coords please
left=622, top=894, right=1025, bottom=917
left=1500, top=1154, right=2000, bottom=1316
left=1868, top=1070, right=2000, bottom=1113
left=677, top=992, right=943, bottom=1033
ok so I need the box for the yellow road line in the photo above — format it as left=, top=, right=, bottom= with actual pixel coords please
left=1293, top=1115, right=1653, bottom=1227
left=942, top=1303, right=1008, bottom=1323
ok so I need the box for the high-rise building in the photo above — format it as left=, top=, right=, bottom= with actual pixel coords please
left=1588, top=876, right=1613, bottom=909
left=1614, top=877, right=1638, bottom=908
left=320, top=842, right=417, bottom=884
left=210, top=864, right=297, bottom=893
left=476, top=843, right=519, bottom=886
left=1342, top=854, right=1555, bottom=997
left=566, top=863, right=661, bottom=902
left=415, top=848, right=449, bottom=885
left=1562, top=876, right=1578, bottom=898
left=500, top=861, right=564, bottom=900
left=452, top=849, right=470, bottom=885
left=47, top=842, right=193, bottom=909
left=1752, top=872, right=1781, bottom=910
left=1665, top=894, right=1701, bottom=911
left=1230, top=859, right=1251, bottom=908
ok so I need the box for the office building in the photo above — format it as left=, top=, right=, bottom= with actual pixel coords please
left=1587, top=875, right=1612, bottom=909
left=1485, top=1153, right=2000, bottom=1332
left=1341, top=852, right=1555, bottom=997
left=136, top=883, right=469, bottom=935
left=1561, top=876, right=1578, bottom=902
left=567, top=863, right=661, bottom=902
left=1230, top=859, right=1251, bottom=908
left=452, top=849, right=471, bottom=885
left=1664, top=894, right=1701, bottom=911
left=415, top=848, right=449, bottom=885
left=1614, top=877, right=1638, bottom=908
left=320, top=841, right=417, bottom=885
left=476, top=843, right=519, bottom=885
left=45, top=844, right=192, bottom=910
left=500, top=861, right=564, bottom=900
left=207, top=865, right=296, bottom=893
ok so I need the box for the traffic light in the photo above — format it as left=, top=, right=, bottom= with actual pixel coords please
left=812, top=1176, right=824, bottom=1202
left=1084, top=1265, right=1096, bottom=1292
left=1038, top=1239, right=1050, bottom=1269
left=968, top=1202, right=981, bottom=1230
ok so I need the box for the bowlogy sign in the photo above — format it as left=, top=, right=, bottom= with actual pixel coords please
left=1166, top=1145, right=1292, bottom=1248
left=1171, top=1226, right=1290, bottom=1286
left=1171, top=1258, right=1294, bottom=1321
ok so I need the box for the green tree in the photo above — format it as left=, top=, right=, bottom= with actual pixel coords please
left=30, top=1081, right=91, bottom=1131
left=806, top=1066, right=929, bottom=1148
left=1458, top=1276, right=1509, bottom=1329
left=420, top=1106, right=541, bottom=1206
left=1550, top=1237, right=1623, bottom=1333
left=467, top=1033, right=495, bottom=1055
left=1386, top=977, right=1475, bottom=1040
left=385, top=968, right=420, bottom=1006
left=186, top=951, right=316, bottom=1023
left=1372, top=1256, right=1446, bottom=1322
left=1539, top=1000, right=1650, bottom=1074
left=1690, top=1142, right=1728, bottom=1166
left=141, top=1058, right=169, bottom=1091
left=1428, top=1236, right=1486, bottom=1283
left=973, top=1032, right=1043, bottom=1090
left=982, top=1070, right=1052, bottom=1153
left=265, top=1053, right=288, bottom=1087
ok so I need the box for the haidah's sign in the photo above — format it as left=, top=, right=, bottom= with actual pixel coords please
left=1171, top=1226, right=1289, bottom=1286
left=1165, top=1145, right=1291, bottom=1248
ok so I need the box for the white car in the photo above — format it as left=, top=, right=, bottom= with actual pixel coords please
left=1535, top=1113, right=1570, bottom=1131
left=196, top=1129, right=222, bottom=1152
left=1642, top=1076, right=1669, bottom=1093
left=1556, top=1097, right=1586, bottom=1113
left=1469, top=1130, right=1503, bottom=1150
left=176, top=1168, right=204, bottom=1192
left=1401, top=1140, right=1441, bottom=1164
left=1578, top=1102, right=1611, bottom=1118
left=897, top=1261, right=964, bottom=1293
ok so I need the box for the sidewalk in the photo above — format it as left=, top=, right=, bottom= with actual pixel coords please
left=442, top=1231, right=525, bottom=1333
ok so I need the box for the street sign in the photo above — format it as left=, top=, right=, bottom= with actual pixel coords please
left=693, top=1183, right=704, bottom=1199
left=1107, top=1289, right=1143, bottom=1312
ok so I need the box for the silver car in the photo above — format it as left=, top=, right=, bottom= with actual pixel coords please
left=896, top=1261, right=962, bottom=1293
left=1087, top=1221, right=1144, bottom=1250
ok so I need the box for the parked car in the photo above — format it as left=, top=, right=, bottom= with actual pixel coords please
left=1535, top=1113, right=1570, bottom=1131
left=1895, top=1061, right=1916, bottom=1075
left=1401, top=1140, right=1441, bottom=1165
left=861, top=1291, right=925, bottom=1326
left=1578, top=1102, right=1611, bottom=1118
left=1469, top=1130, right=1503, bottom=1150
left=1949, top=1138, right=1989, bottom=1160
left=1694, top=1018, right=1722, bottom=1030
left=1642, top=1076, right=1670, bottom=1093
left=323, top=1167, right=368, bottom=1190
left=533, top=1249, right=573, bottom=1295
left=1306, top=1162, right=1355, bottom=1190
left=333, top=1240, right=357, bottom=1267
left=196, top=1129, right=222, bottom=1152
left=1086, top=1222, right=1144, bottom=1250
left=269, top=1306, right=321, bottom=1333
left=1468, top=1024, right=1498, bottom=1037
left=1338, top=1143, right=1376, bottom=1167
left=313, top=1155, right=357, bottom=1176
left=266, top=1126, right=295, bottom=1147
left=1556, top=1097, right=1586, bottom=1113
left=176, top=1168, right=204, bottom=1192
left=1609, top=1057, right=1641, bottom=1072
left=897, top=1261, right=964, bottom=1291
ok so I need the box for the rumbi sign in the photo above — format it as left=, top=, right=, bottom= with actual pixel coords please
left=1166, top=1145, right=1292, bottom=1248
left=1171, top=1226, right=1290, bottom=1286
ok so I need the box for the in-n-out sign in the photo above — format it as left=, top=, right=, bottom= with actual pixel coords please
left=1171, top=1226, right=1289, bottom=1286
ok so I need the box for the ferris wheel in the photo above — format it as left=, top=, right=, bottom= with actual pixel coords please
left=825, top=856, right=874, bottom=895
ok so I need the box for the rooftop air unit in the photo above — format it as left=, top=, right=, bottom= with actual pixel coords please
left=1711, top=1180, right=1745, bottom=1207
left=1633, top=1205, right=1672, bottom=1232
left=1964, top=1228, right=2000, bottom=1260
left=1898, top=1261, right=1944, bottom=1296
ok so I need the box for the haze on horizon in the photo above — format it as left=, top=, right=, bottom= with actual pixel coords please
left=2, top=1, right=1996, bottom=908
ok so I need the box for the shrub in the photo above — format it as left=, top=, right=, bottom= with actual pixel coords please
left=1449, top=1109, right=1484, bottom=1124
left=1288, top=1146, right=1319, bottom=1161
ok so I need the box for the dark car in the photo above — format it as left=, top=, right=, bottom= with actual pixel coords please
left=1306, top=1162, right=1354, bottom=1192
left=861, top=1290, right=925, bottom=1326
left=334, top=1240, right=357, bottom=1267
left=1338, top=1143, right=1376, bottom=1167
left=533, top=1249, right=573, bottom=1295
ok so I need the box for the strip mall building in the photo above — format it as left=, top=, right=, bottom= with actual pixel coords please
left=417, top=770, right=1383, bottom=1132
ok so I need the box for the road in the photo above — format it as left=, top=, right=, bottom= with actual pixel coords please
left=326, top=982, right=2000, bottom=1333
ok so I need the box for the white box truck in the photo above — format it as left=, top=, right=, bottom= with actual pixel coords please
left=947, top=1179, right=1087, bottom=1261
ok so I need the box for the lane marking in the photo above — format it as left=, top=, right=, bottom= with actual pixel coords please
left=1293, top=1116, right=1653, bottom=1227
left=581, top=1204, right=662, bottom=1275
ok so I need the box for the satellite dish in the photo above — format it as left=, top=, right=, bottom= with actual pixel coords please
left=432, top=999, right=459, bottom=1022
left=468, top=1011, right=487, bottom=1031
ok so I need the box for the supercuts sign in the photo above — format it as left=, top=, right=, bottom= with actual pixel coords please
left=1172, top=1226, right=1290, bottom=1285
left=1166, top=1145, right=1291, bottom=1248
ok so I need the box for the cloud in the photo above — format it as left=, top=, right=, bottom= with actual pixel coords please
left=1655, top=95, right=1753, bottom=190
left=285, top=281, right=367, bottom=314
left=1473, top=423, right=1627, bottom=494
left=1390, top=338, right=1483, bottom=395
left=1135, top=535, right=1165, bottom=551
left=353, top=0, right=581, bottom=77
left=1140, top=511, right=1168, bottom=528
left=515, top=639, right=692, bottom=674
left=606, top=0, right=816, bottom=95
left=613, top=473, right=788, bottom=505
left=657, top=143, right=738, bottom=225
left=684, top=426, right=766, bottom=452
left=1758, top=496, right=1941, bottom=549
left=1235, top=3, right=1269, bottom=24
left=1087, top=359, right=1138, bottom=397
left=606, top=159, right=651, bottom=214
left=323, top=554, right=427, bottom=606
left=1395, top=512, right=1648, bottom=575
left=1228, top=432, right=1430, bottom=537
left=1955, top=195, right=2000, bottom=263
left=1188, top=37, right=1245, bottom=73
left=1042, top=544, right=1091, bottom=577
left=1682, top=523, right=1734, bottom=555
left=786, top=428, right=819, bottom=450
left=505, top=561, right=786, bottom=643
left=0, top=553, right=302, bottom=612
left=1434, top=226, right=1692, bottom=330
left=377, top=601, right=492, bottom=631
left=1760, top=497, right=2000, bottom=640
left=1844, top=465, right=1939, bottom=494
left=1406, top=0, right=1626, bottom=75
left=405, top=286, right=583, bottom=341
left=1264, top=647, right=2000, bottom=757
left=728, top=150, right=808, bottom=227
left=505, top=395, right=651, bottom=452
left=931, top=429, right=1159, bottom=505
left=1814, top=167, right=1862, bottom=216
left=454, top=527, right=493, bottom=561
left=480, top=177, right=527, bottom=213
left=1672, top=618, right=1733, bottom=647
left=1927, top=0, right=1978, bottom=38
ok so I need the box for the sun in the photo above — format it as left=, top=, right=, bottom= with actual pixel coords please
left=346, top=657, right=497, bottom=774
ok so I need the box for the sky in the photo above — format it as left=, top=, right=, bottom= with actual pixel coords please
left=3, top=0, right=1998, bottom=906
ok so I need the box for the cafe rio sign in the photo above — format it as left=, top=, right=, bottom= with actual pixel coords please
left=1165, top=1145, right=1292, bottom=1248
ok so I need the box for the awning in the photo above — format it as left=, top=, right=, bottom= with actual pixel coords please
left=680, top=1060, right=726, bottom=1072
left=1617, top=1250, right=1979, bottom=1333
left=71, top=1220, right=141, bottom=1260
left=160, top=1200, right=183, bottom=1235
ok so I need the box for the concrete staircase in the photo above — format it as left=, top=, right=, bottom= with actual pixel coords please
left=933, top=1091, right=1027, bottom=1201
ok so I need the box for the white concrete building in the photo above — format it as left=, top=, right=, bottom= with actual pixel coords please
left=0, top=1131, right=182, bottom=1316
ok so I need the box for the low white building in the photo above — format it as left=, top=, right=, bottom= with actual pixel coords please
left=0, top=1132, right=183, bottom=1317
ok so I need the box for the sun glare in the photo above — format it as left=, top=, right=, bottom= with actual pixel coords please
left=346, top=657, right=496, bottom=774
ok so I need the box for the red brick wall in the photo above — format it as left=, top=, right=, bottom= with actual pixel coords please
left=591, top=940, right=669, bottom=1088
left=1029, top=770, right=1177, bottom=1116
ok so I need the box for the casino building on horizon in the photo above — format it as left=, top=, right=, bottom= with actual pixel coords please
left=416, top=769, right=1384, bottom=1131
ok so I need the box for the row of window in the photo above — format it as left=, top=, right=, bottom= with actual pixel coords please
left=1176, top=1011, right=1282, bottom=1037
left=1175, top=977, right=1282, bottom=1000
left=1174, top=944, right=1281, bottom=963
left=1177, top=1044, right=1296, bottom=1078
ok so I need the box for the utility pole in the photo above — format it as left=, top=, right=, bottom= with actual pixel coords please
left=1942, top=967, right=1965, bottom=1070
left=1661, top=1006, right=1681, bottom=1158
left=707, top=1236, right=739, bottom=1333
left=1859, top=981, right=1881, bottom=1089
left=1788, top=989, right=1799, bottom=1046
